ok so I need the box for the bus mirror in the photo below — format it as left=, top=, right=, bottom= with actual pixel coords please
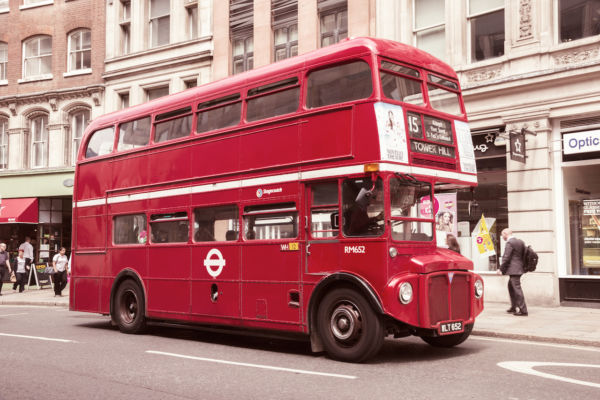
left=330, top=212, right=339, bottom=229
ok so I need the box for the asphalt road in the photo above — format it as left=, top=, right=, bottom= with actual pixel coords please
left=0, top=305, right=599, bottom=400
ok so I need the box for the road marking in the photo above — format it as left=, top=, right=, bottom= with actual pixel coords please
left=0, top=333, right=74, bottom=343
left=146, top=350, right=357, bottom=380
left=0, top=313, right=29, bottom=317
left=472, top=336, right=600, bottom=353
left=498, top=361, right=600, bottom=389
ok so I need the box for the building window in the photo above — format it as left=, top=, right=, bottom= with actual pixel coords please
left=413, top=0, right=446, bottom=61
left=185, top=79, right=197, bottom=89
left=150, top=0, right=170, bottom=48
left=68, top=29, right=91, bottom=72
left=318, top=0, right=347, bottom=47
left=0, top=119, right=8, bottom=170
left=71, top=110, right=90, bottom=165
left=232, top=34, right=253, bottom=74
left=468, top=0, right=504, bottom=62
left=23, top=36, right=52, bottom=78
left=119, top=92, right=130, bottom=109
left=120, top=0, right=131, bottom=55
left=0, top=0, right=8, bottom=11
left=31, top=114, right=49, bottom=168
left=0, top=42, right=7, bottom=81
left=24, top=0, right=49, bottom=4
left=187, top=3, right=198, bottom=40
left=560, top=0, right=600, bottom=42
left=272, top=0, right=298, bottom=61
left=230, top=0, right=253, bottom=74
left=146, top=86, right=169, bottom=101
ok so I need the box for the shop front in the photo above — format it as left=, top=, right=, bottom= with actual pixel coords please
left=557, top=119, right=600, bottom=304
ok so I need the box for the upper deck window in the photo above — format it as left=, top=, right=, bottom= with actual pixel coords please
left=380, top=61, right=424, bottom=105
left=427, top=75, right=462, bottom=116
left=246, top=78, right=300, bottom=122
left=154, top=107, right=193, bottom=143
left=196, top=94, right=241, bottom=134
left=85, top=127, right=115, bottom=159
left=306, top=60, right=373, bottom=109
left=117, top=117, right=151, bottom=151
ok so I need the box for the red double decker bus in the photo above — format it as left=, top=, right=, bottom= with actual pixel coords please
left=71, top=37, right=483, bottom=362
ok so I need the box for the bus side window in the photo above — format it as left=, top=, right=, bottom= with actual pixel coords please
left=150, top=212, right=189, bottom=243
left=246, top=78, right=300, bottom=122
left=310, top=182, right=339, bottom=238
left=194, top=205, right=239, bottom=242
left=117, top=117, right=151, bottom=151
left=113, top=214, right=147, bottom=245
left=85, top=127, right=115, bottom=158
left=196, top=94, right=241, bottom=134
left=306, top=60, right=373, bottom=109
left=243, top=202, right=298, bottom=240
left=154, top=107, right=193, bottom=143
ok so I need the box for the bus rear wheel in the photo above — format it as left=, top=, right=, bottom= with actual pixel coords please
left=113, top=280, right=147, bottom=334
left=316, top=288, right=384, bottom=363
left=420, top=324, right=473, bottom=348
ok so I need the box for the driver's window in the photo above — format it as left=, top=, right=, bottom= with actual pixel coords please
left=342, top=177, right=384, bottom=237
left=390, top=177, right=433, bottom=241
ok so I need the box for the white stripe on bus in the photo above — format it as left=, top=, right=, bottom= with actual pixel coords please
left=74, top=163, right=476, bottom=208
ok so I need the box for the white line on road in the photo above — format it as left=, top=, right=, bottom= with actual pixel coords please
left=498, top=361, right=600, bottom=389
left=0, top=333, right=75, bottom=343
left=472, top=336, right=600, bottom=353
left=0, top=313, right=29, bottom=317
left=146, top=350, right=357, bottom=380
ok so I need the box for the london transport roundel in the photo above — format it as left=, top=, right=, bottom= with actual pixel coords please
left=256, top=188, right=263, bottom=198
left=204, top=248, right=226, bottom=278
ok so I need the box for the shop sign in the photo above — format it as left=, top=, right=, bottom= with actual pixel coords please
left=582, top=199, right=600, bottom=268
left=563, top=130, right=600, bottom=155
left=510, top=131, right=526, bottom=163
left=472, top=132, right=505, bottom=158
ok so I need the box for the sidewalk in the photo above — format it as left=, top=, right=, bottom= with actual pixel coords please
left=1, top=284, right=599, bottom=347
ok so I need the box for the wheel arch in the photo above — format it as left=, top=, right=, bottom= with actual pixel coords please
left=109, top=268, right=147, bottom=319
left=307, top=272, right=384, bottom=352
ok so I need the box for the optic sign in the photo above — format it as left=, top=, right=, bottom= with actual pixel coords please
left=563, top=130, right=600, bottom=155
left=204, top=248, right=226, bottom=278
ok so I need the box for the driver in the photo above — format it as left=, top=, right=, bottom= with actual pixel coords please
left=347, top=187, right=384, bottom=235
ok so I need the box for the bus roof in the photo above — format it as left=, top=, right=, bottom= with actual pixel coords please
left=89, top=37, right=457, bottom=130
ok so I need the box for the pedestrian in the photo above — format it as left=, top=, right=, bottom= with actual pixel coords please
left=19, top=236, right=34, bottom=268
left=497, top=228, right=528, bottom=316
left=52, top=247, right=69, bottom=297
left=12, top=249, right=29, bottom=293
left=446, top=233, right=461, bottom=254
left=0, top=242, right=12, bottom=296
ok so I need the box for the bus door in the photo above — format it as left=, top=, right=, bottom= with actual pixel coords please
left=190, top=204, right=241, bottom=321
left=147, top=211, right=191, bottom=315
left=305, top=181, right=341, bottom=276
left=241, top=198, right=302, bottom=326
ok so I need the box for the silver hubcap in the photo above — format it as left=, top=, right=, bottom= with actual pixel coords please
left=330, top=303, right=362, bottom=342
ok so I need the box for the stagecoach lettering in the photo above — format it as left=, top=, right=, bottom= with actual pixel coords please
left=344, top=246, right=366, bottom=254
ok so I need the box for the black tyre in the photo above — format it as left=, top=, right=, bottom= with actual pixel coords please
left=420, top=324, right=473, bottom=348
left=316, top=288, right=384, bottom=363
left=112, top=280, right=147, bottom=334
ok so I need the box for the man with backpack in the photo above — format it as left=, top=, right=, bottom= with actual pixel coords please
left=498, top=228, right=528, bottom=316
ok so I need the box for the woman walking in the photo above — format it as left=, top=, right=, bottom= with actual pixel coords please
left=52, top=247, right=69, bottom=297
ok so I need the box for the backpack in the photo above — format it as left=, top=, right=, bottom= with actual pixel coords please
left=523, top=245, right=538, bottom=272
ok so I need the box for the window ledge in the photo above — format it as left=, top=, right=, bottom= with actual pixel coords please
left=18, top=74, right=53, bottom=84
left=63, top=69, right=92, bottom=78
left=0, top=80, right=7, bottom=86
left=19, top=1, right=54, bottom=11
left=0, top=8, right=9, bottom=14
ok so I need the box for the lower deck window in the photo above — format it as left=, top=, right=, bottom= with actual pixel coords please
left=194, top=205, right=239, bottom=242
left=150, top=212, right=189, bottom=243
left=244, top=203, right=298, bottom=240
left=113, top=214, right=147, bottom=244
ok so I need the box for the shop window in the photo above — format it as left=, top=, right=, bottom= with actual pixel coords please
left=23, top=35, right=52, bottom=79
left=150, top=212, right=189, bottom=243
left=67, top=29, right=91, bottom=72
left=560, top=0, right=600, bottom=42
left=194, top=205, right=239, bottom=242
left=117, top=116, right=151, bottom=151
left=244, top=202, right=298, bottom=240
left=114, top=214, right=147, bottom=245
left=413, top=0, right=446, bottom=60
left=306, top=61, right=373, bottom=109
left=310, top=182, right=339, bottom=238
left=468, top=0, right=504, bottom=62
left=149, top=0, right=170, bottom=48
left=38, top=197, right=72, bottom=262
left=70, top=109, right=90, bottom=165
left=85, top=126, right=115, bottom=158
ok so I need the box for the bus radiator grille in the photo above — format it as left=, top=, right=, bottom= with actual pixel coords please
left=428, top=273, right=471, bottom=326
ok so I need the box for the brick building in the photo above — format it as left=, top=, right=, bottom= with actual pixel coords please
left=0, top=0, right=105, bottom=261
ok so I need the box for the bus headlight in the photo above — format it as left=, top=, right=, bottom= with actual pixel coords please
left=474, top=279, right=484, bottom=299
left=398, top=282, right=413, bottom=304
left=389, top=247, right=398, bottom=258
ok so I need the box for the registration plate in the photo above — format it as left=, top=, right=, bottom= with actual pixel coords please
left=438, top=321, right=463, bottom=335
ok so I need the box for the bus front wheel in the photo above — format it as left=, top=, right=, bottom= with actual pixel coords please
left=420, top=324, right=473, bottom=348
left=316, top=288, right=384, bottom=362
left=112, top=280, right=147, bottom=334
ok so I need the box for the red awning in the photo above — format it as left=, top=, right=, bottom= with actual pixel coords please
left=0, top=198, right=38, bottom=223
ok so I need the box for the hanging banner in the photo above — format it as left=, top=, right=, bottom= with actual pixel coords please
left=476, top=214, right=496, bottom=256
left=510, top=130, right=526, bottom=163
left=582, top=199, right=600, bottom=268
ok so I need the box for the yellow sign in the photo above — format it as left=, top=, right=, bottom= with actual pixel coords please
left=280, top=242, right=299, bottom=251
left=476, top=214, right=495, bottom=256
